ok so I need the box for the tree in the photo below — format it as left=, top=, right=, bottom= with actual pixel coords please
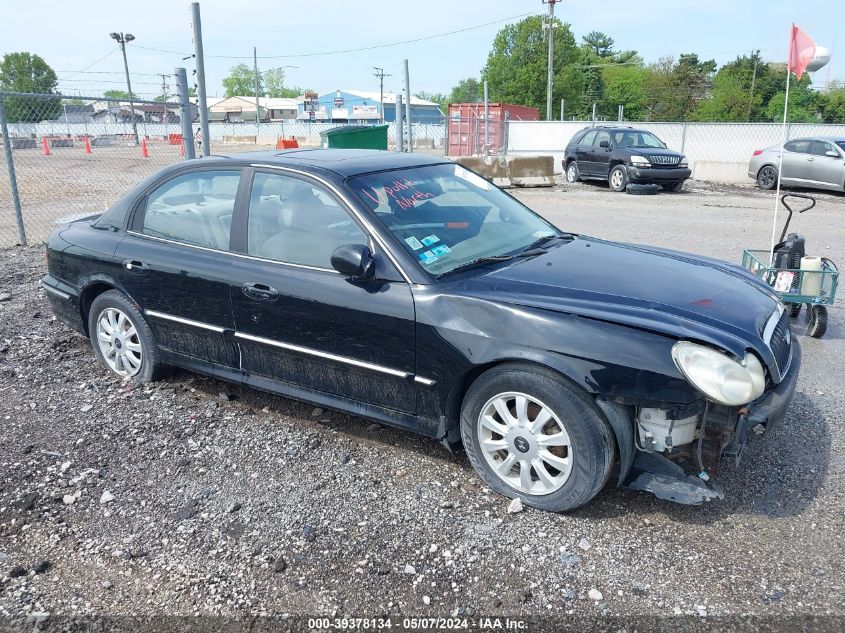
left=481, top=15, right=580, bottom=118
left=102, top=89, right=134, bottom=101
left=0, top=52, right=60, bottom=122
left=415, top=91, right=447, bottom=111
left=643, top=54, right=716, bottom=121
left=264, top=68, right=302, bottom=98
left=818, top=82, right=845, bottom=123
left=602, top=64, right=651, bottom=120
left=447, top=78, right=483, bottom=103
left=223, top=63, right=259, bottom=97
left=583, top=31, right=615, bottom=58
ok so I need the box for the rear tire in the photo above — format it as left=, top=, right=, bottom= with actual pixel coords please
left=565, top=161, right=580, bottom=183
left=757, top=165, right=778, bottom=190
left=460, top=364, right=615, bottom=512
left=87, top=290, right=166, bottom=383
left=609, top=165, right=628, bottom=192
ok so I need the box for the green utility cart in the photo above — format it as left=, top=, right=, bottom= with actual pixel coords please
left=320, top=125, right=389, bottom=150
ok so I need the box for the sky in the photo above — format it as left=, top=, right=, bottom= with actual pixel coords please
left=0, top=0, right=841, bottom=101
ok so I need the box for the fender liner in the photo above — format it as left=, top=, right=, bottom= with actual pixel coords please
left=596, top=399, right=635, bottom=486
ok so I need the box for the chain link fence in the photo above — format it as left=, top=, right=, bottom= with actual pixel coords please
left=0, top=92, right=189, bottom=247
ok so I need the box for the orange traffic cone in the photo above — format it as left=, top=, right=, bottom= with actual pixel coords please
left=141, top=137, right=149, bottom=158
left=41, top=137, right=51, bottom=155
left=84, top=137, right=92, bottom=154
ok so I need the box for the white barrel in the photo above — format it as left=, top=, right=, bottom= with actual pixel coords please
left=800, top=256, right=823, bottom=297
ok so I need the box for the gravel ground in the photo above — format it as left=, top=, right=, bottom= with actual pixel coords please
left=0, top=182, right=843, bottom=631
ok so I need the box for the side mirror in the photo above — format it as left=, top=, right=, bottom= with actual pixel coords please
left=825, top=150, right=839, bottom=158
left=599, top=140, right=610, bottom=148
left=331, top=244, right=375, bottom=280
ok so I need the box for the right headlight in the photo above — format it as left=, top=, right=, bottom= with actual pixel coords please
left=671, top=341, right=767, bottom=406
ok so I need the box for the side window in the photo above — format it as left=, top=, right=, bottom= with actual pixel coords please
left=580, top=130, right=597, bottom=146
left=247, top=172, right=366, bottom=269
left=142, top=170, right=240, bottom=250
left=594, top=131, right=611, bottom=147
left=810, top=140, right=836, bottom=156
left=784, top=140, right=811, bottom=154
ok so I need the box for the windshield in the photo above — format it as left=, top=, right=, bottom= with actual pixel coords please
left=613, top=130, right=667, bottom=149
left=350, top=164, right=560, bottom=276
left=837, top=141, right=845, bottom=153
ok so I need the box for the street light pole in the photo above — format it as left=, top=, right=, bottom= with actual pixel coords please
left=110, top=31, right=139, bottom=145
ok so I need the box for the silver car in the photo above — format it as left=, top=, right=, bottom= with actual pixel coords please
left=749, top=136, right=845, bottom=192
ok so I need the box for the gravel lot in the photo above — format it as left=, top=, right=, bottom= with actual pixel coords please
left=0, top=181, right=843, bottom=630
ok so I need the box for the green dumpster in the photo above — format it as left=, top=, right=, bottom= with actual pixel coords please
left=320, top=124, right=389, bottom=150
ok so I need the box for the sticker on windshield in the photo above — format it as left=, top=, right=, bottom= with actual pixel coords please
left=404, top=236, right=424, bottom=250
left=455, top=165, right=490, bottom=190
left=421, top=234, right=440, bottom=246
left=430, top=244, right=451, bottom=257
left=418, top=250, right=439, bottom=264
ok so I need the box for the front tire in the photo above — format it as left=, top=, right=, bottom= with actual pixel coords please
left=87, top=290, right=165, bottom=382
left=808, top=305, right=828, bottom=338
left=609, top=165, right=628, bottom=192
left=460, top=364, right=615, bottom=512
left=565, top=161, right=580, bottom=183
left=757, top=165, right=778, bottom=190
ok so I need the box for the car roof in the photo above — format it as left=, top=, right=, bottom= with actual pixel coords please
left=786, top=136, right=845, bottom=143
left=214, top=148, right=450, bottom=177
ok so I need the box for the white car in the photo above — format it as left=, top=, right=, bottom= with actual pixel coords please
left=749, top=137, right=845, bottom=192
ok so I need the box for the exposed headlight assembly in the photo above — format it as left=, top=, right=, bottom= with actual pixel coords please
left=672, top=341, right=766, bottom=406
left=630, top=155, right=650, bottom=167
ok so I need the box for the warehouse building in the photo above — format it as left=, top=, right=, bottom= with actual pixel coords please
left=298, top=89, right=443, bottom=124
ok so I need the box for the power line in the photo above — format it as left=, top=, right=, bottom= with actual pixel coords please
left=60, top=48, right=121, bottom=78
left=56, top=70, right=164, bottom=77
left=127, top=12, right=534, bottom=60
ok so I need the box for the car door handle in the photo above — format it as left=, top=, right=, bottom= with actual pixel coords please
left=123, top=259, right=149, bottom=273
left=807, top=157, right=814, bottom=162
left=242, top=282, right=279, bottom=301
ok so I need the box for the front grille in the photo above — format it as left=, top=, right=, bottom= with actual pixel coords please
left=648, top=154, right=679, bottom=165
left=767, top=308, right=792, bottom=379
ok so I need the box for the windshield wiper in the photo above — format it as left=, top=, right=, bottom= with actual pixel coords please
left=436, top=248, right=549, bottom=279
left=523, top=233, right=573, bottom=251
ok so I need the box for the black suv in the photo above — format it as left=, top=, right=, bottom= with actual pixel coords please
left=563, top=126, right=691, bottom=192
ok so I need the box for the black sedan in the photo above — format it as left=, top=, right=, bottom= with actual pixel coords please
left=42, top=149, right=799, bottom=511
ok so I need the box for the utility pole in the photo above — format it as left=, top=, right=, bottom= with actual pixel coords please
left=254, top=46, right=261, bottom=132
left=190, top=2, right=210, bottom=157
left=747, top=49, right=759, bottom=122
left=175, top=67, right=196, bottom=160
left=543, top=0, right=558, bottom=121
left=159, top=74, right=170, bottom=102
left=403, top=59, right=413, bottom=152
left=109, top=32, right=138, bottom=145
left=483, top=80, right=489, bottom=156
left=560, top=98, right=564, bottom=121
left=373, top=67, right=391, bottom=123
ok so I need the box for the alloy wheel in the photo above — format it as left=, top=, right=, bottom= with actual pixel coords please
left=610, top=169, right=625, bottom=189
left=477, top=391, right=573, bottom=496
left=759, top=166, right=776, bottom=189
left=567, top=164, right=578, bottom=182
left=96, top=307, right=143, bottom=377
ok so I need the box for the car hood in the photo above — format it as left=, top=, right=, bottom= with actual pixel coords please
left=628, top=147, right=683, bottom=159
left=457, top=236, right=780, bottom=359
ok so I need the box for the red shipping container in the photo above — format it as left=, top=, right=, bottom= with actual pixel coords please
left=446, top=103, right=539, bottom=157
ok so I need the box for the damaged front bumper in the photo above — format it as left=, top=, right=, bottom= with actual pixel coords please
left=625, top=339, right=801, bottom=505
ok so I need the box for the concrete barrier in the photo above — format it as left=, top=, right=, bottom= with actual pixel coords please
left=455, top=155, right=556, bottom=188
left=454, top=156, right=511, bottom=187
left=692, top=160, right=749, bottom=185
left=223, top=135, right=257, bottom=144
left=507, top=155, right=555, bottom=187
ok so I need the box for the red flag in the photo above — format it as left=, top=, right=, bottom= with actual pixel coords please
left=788, top=23, right=816, bottom=79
